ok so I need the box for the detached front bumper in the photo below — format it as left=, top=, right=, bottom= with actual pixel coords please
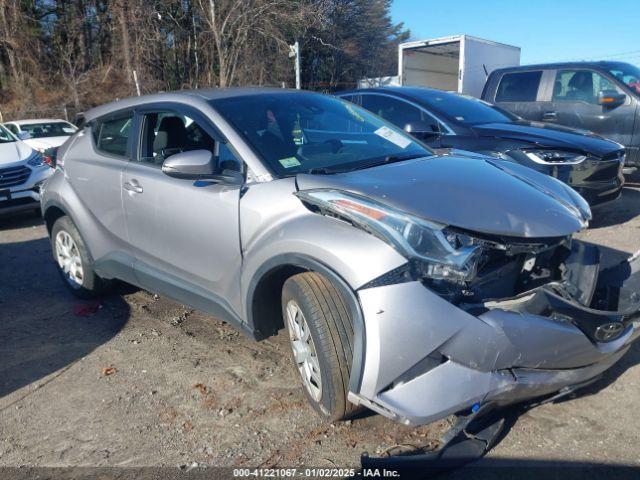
left=349, top=245, right=640, bottom=426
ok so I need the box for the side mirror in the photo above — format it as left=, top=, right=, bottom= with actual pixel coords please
left=161, top=149, right=243, bottom=185
left=404, top=121, right=441, bottom=140
left=597, top=90, right=626, bottom=107
left=17, top=131, right=31, bottom=141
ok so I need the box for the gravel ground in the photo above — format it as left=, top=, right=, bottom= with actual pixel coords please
left=1, top=173, right=639, bottom=475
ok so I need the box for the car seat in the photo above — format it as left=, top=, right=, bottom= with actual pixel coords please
left=566, top=72, right=594, bottom=103
left=153, top=116, right=187, bottom=162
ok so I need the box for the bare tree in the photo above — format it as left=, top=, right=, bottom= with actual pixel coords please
left=0, top=0, right=408, bottom=119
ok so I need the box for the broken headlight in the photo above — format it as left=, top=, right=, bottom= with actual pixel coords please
left=296, top=189, right=483, bottom=282
left=524, top=149, right=586, bottom=165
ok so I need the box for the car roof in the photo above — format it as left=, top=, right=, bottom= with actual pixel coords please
left=10, top=118, right=69, bottom=125
left=335, top=86, right=516, bottom=128
left=84, top=87, right=316, bottom=122
left=488, top=60, right=635, bottom=75
left=337, top=86, right=462, bottom=104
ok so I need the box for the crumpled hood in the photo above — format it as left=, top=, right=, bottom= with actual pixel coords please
left=0, top=140, right=33, bottom=166
left=472, top=121, right=621, bottom=158
left=296, top=154, right=591, bottom=238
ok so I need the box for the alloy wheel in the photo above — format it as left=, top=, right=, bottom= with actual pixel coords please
left=285, top=300, right=322, bottom=401
left=55, top=230, right=84, bottom=289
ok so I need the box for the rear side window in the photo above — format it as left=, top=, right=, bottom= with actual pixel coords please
left=93, top=114, right=133, bottom=158
left=495, top=71, right=542, bottom=102
left=361, top=94, right=440, bottom=130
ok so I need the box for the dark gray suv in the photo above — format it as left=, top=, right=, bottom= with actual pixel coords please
left=482, top=61, right=640, bottom=167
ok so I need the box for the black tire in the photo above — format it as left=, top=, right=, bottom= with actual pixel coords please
left=281, top=271, right=358, bottom=421
left=51, top=216, right=108, bottom=299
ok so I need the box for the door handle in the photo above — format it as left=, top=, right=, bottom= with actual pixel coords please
left=123, top=180, right=143, bottom=194
left=542, top=111, right=557, bottom=121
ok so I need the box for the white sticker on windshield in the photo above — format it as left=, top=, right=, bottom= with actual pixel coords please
left=374, top=126, right=411, bottom=149
left=278, top=156, right=302, bottom=168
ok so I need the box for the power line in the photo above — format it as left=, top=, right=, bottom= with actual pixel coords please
left=533, top=49, right=640, bottom=65
left=599, top=49, right=640, bottom=59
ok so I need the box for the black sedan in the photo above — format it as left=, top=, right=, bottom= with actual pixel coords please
left=337, top=87, right=625, bottom=206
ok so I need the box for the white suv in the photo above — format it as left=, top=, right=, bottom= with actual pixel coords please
left=0, top=124, right=52, bottom=215
left=3, top=119, right=77, bottom=152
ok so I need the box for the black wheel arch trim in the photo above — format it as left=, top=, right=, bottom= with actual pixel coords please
left=246, top=253, right=366, bottom=394
left=44, top=200, right=99, bottom=262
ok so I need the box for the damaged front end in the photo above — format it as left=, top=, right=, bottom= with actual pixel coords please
left=296, top=188, right=640, bottom=428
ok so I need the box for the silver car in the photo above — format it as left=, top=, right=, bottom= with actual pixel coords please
left=41, top=88, right=640, bottom=429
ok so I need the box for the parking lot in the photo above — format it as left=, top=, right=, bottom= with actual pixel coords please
left=1, top=172, right=640, bottom=471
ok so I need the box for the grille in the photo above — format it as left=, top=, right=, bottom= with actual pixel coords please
left=586, top=160, right=622, bottom=182
left=601, top=149, right=625, bottom=161
left=0, top=165, right=31, bottom=188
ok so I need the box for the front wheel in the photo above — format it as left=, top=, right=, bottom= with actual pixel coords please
left=51, top=216, right=108, bottom=299
left=281, top=272, right=357, bottom=421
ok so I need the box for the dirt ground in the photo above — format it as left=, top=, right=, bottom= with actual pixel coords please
left=1, top=173, right=639, bottom=474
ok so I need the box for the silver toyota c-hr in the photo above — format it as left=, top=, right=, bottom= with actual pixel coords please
left=41, top=88, right=639, bottom=427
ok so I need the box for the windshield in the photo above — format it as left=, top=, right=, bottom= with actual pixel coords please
left=19, top=121, right=77, bottom=138
left=418, top=92, right=518, bottom=126
left=607, top=63, right=640, bottom=95
left=212, top=93, right=432, bottom=176
left=0, top=124, right=16, bottom=143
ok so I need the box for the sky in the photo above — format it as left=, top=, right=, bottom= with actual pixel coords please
left=391, top=0, right=640, bottom=67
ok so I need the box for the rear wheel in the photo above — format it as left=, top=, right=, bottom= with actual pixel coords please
left=281, top=272, right=357, bottom=421
left=51, top=216, right=108, bottom=299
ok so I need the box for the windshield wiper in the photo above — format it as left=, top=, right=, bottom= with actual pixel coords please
left=306, top=153, right=427, bottom=175
left=383, top=153, right=426, bottom=163
left=360, top=152, right=426, bottom=170
left=307, top=166, right=356, bottom=175
left=307, top=167, right=335, bottom=175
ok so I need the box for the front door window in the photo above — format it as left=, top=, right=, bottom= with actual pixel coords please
left=552, top=70, right=619, bottom=104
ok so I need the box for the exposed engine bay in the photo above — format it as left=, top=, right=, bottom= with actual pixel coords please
left=421, top=229, right=573, bottom=305
left=425, top=234, right=640, bottom=345
left=297, top=187, right=639, bottom=346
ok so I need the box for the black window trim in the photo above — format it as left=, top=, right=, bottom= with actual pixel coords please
left=356, top=92, right=455, bottom=135
left=495, top=69, right=545, bottom=103
left=135, top=111, right=167, bottom=169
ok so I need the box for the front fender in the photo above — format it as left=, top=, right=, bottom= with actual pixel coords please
left=239, top=178, right=406, bottom=303
left=239, top=178, right=407, bottom=393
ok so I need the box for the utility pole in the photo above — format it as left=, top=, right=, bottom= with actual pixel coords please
left=289, top=41, right=301, bottom=89
left=133, top=70, right=141, bottom=96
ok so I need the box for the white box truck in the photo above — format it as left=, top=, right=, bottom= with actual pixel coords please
left=398, top=35, right=520, bottom=97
